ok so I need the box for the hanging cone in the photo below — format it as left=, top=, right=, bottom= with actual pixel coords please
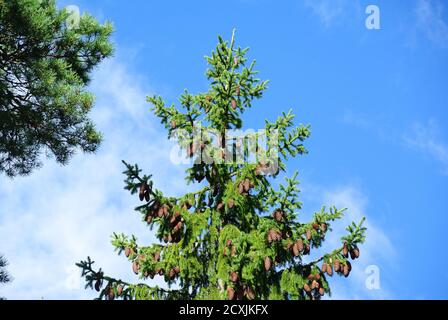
left=229, top=271, right=239, bottom=282
left=306, top=229, right=312, bottom=241
left=231, top=100, right=237, bottom=110
left=343, top=264, right=350, bottom=277
left=226, top=240, right=233, bottom=247
left=146, top=215, right=153, bottom=224
left=174, top=266, right=180, bottom=274
left=322, top=263, right=328, bottom=273
left=320, top=223, right=327, bottom=232
left=303, top=283, right=311, bottom=293
left=169, top=268, right=176, bottom=279
left=153, top=251, right=160, bottom=262
left=326, top=264, right=333, bottom=276
left=231, top=245, right=237, bottom=257
left=107, top=287, right=115, bottom=300
left=334, top=260, right=341, bottom=272
left=342, top=242, right=349, bottom=258
left=296, top=239, right=304, bottom=252
left=319, top=287, right=325, bottom=296
left=138, top=183, right=147, bottom=201
left=292, top=242, right=300, bottom=257
left=264, top=257, right=272, bottom=271
left=124, top=247, right=132, bottom=258
left=235, top=85, right=241, bottom=96
left=245, top=286, right=255, bottom=300
left=304, top=244, right=310, bottom=255
left=117, top=285, right=123, bottom=296
left=227, top=287, right=235, bottom=300
left=94, top=279, right=102, bottom=292
left=273, top=210, right=283, bottom=222
left=243, top=179, right=251, bottom=192
left=238, top=182, right=245, bottom=194
left=312, top=223, right=319, bottom=230
left=311, top=280, right=319, bottom=289
left=132, top=261, right=139, bottom=275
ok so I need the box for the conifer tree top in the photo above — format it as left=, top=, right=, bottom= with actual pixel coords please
left=78, top=31, right=366, bottom=300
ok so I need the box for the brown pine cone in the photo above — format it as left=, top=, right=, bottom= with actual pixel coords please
left=138, top=183, right=147, bottom=201
left=312, top=223, right=319, bottom=230
left=318, top=287, right=325, bottom=296
left=146, top=215, right=153, bottom=224
left=321, top=263, right=328, bottom=273
left=231, top=100, right=237, bottom=110
left=174, top=266, right=180, bottom=274
left=107, top=287, right=115, bottom=300
left=153, top=251, right=160, bottom=262
left=264, top=257, right=272, bottom=271
left=342, top=242, right=349, bottom=258
left=227, top=287, right=235, bottom=300
left=132, top=261, right=140, bottom=275
left=303, top=283, right=311, bottom=293
left=229, top=271, right=239, bottom=282
left=320, top=223, right=327, bottom=232
left=273, top=210, right=283, bottom=222
left=334, top=260, right=341, bottom=272
left=226, top=239, right=232, bottom=247
left=292, top=242, right=300, bottom=257
left=117, top=285, right=123, bottom=296
left=243, top=179, right=251, bottom=192
left=217, top=202, right=224, bottom=210
left=304, top=244, right=310, bottom=255
left=326, top=264, right=333, bottom=276
left=227, top=199, right=235, bottom=208
left=315, top=273, right=321, bottom=280
left=171, top=120, right=177, bottom=129
left=158, top=268, right=165, bottom=276
left=306, top=229, right=312, bottom=241
left=296, top=239, right=304, bottom=252
left=169, top=268, right=176, bottom=279
left=343, top=264, right=350, bottom=277
left=347, top=261, right=352, bottom=272
left=311, top=280, right=319, bottom=289
left=231, top=245, right=237, bottom=257
left=124, top=247, right=132, bottom=258
left=238, top=183, right=245, bottom=194
left=235, top=85, right=241, bottom=96
left=307, top=274, right=314, bottom=281
left=245, top=286, right=255, bottom=300
left=94, top=279, right=102, bottom=292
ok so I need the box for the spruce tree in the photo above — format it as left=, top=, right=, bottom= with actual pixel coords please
left=0, top=0, right=113, bottom=177
left=77, top=31, right=366, bottom=300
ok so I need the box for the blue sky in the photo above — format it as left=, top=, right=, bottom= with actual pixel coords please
left=1, top=0, right=447, bottom=299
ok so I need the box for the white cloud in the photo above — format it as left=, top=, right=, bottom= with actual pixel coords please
left=301, top=183, right=395, bottom=299
left=415, top=0, right=448, bottom=47
left=403, top=119, right=448, bottom=174
left=303, top=0, right=361, bottom=27
left=0, top=58, right=191, bottom=299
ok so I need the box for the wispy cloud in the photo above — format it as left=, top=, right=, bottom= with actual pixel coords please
left=415, top=0, right=448, bottom=47
left=303, top=0, right=360, bottom=28
left=0, top=58, right=190, bottom=299
left=403, top=119, right=448, bottom=174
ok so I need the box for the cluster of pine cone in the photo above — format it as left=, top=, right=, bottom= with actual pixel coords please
left=144, top=200, right=191, bottom=243
left=227, top=271, right=255, bottom=300
left=303, top=273, right=326, bottom=298
left=321, top=242, right=360, bottom=279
